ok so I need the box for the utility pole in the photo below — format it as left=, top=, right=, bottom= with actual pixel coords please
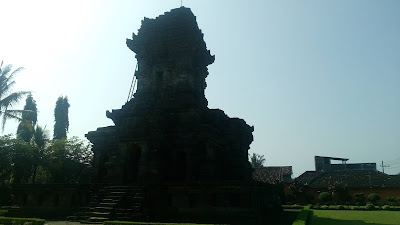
left=380, top=161, right=390, bottom=173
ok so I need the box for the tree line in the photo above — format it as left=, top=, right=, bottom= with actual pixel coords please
left=0, top=61, right=92, bottom=186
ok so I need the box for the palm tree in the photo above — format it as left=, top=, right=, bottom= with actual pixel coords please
left=31, top=125, right=50, bottom=183
left=0, top=61, right=29, bottom=130
left=250, top=153, right=266, bottom=169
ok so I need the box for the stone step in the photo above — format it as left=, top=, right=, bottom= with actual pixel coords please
left=102, top=198, right=119, bottom=203
left=115, top=208, right=134, bottom=212
left=99, top=202, right=118, bottom=207
left=109, top=191, right=127, bottom=194
left=90, top=206, right=113, bottom=212
left=116, top=217, right=133, bottom=221
left=90, top=212, right=111, bottom=217
left=134, top=193, right=144, bottom=197
left=131, top=197, right=144, bottom=202
left=88, top=216, right=109, bottom=222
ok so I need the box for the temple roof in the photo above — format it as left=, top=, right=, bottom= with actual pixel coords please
left=296, top=170, right=400, bottom=188
left=126, top=7, right=214, bottom=65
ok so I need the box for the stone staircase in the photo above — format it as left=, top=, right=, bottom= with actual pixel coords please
left=69, top=186, right=145, bottom=223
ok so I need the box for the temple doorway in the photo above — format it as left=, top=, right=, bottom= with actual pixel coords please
left=125, top=145, right=141, bottom=183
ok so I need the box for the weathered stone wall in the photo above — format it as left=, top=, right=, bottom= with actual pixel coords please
left=11, top=184, right=92, bottom=218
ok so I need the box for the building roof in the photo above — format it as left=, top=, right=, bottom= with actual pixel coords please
left=253, top=166, right=293, bottom=184
left=296, top=170, right=400, bottom=189
left=315, top=156, right=349, bottom=161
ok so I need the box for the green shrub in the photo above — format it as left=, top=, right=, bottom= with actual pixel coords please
left=336, top=205, right=345, bottom=210
left=350, top=206, right=359, bottom=210
left=104, top=222, right=220, bottom=225
left=354, top=193, right=365, bottom=206
left=0, top=211, right=6, bottom=217
left=292, top=207, right=311, bottom=225
left=366, top=203, right=375, bottom=210
left=387, top=197, right=397, bottom=206
left=321, top=205, right=329, bottom=210
left=282, top=205, right=304, bottom=209
left=382, top=205, right=391, bottom=210
left=0, top=217, right=45, bottom=225
left=318, top=192, right=333, bottom=204
left=367, top=193, right=380, bottom=205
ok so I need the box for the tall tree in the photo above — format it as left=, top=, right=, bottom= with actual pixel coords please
left=53, top=96, right=70, bottom=139
left=31, top=125, right=49, bottom=183
left=17, top=94, right=38, bottom=142
left=250, top=153, right=265, bottom=169
left=0, top=61, right=29, bottom=129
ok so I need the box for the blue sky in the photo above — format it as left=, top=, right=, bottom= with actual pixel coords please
left=1, top=0, right=399, bottom=176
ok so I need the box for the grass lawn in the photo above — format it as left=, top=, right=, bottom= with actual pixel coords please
left=309, top=210, right=400, bottom=225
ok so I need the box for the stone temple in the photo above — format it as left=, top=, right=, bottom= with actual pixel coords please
left=86, top=7, right=280, bottom=224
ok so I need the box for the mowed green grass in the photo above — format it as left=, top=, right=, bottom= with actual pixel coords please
left=309, top=210, right=400, bottom=225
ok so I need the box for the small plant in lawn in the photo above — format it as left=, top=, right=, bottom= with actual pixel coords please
left=368, top=193, right=380, bottom=205
left=366, top=203, right=375, bottom=210
left=318, top=192, right=333, bottom=205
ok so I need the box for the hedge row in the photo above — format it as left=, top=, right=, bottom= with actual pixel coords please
left=0, top=217, right=45, bottom=225
left=283, top=205, right=304, bottom=209
left=0, top=211, right=6, bottom=216
left=104, top=221, right=225, bottom=225
left=292, top=207, right=311, bottom=225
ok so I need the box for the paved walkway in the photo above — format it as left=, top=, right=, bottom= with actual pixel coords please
left=45, top=222, right=84, bottom=225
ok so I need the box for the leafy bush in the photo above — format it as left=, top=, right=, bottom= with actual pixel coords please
left=382, top=205, right=391, bottom=210
left=350, top=206, right=359, bottom=210
left=336, top=205, right=345, bottom=210
left=366, top=203, right=375, bottom=210
left=292, top=207, right=311, bottom=225
left=387, top=197, right=397, bottom=206
left=0, top=217, right=45, bottom=225
left=0, top=211, right=6, bottom=217
left=105, top=222, right=219, bottom=225
left=282, top=205, right=304, bottom=209
left=318, top=192, right=333, bottom=204
left=354, top=193, right=365, bottom=206
left=321, top=205, right=329, bottom=210
left=367, top=193, right=380, bottom=205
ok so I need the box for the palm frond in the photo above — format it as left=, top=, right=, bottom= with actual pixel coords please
left=34, top=125, right=49, bottom=150
left=0, top=91, right=30, bottom=110
left=0, top=64, right=12, bottom=77
left=1, top=109, right=24, bottom=130
left=4, top=67, right=24, bottom=87
left=0, top=80, right=17, bottom=98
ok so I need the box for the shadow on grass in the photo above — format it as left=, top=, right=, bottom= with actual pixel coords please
left=265, top=209, right=301, bottom=225
left=309, top=212, right=399, bottom=225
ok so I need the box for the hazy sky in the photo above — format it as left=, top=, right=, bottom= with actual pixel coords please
left=1, top=0, right=399, bottom=176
